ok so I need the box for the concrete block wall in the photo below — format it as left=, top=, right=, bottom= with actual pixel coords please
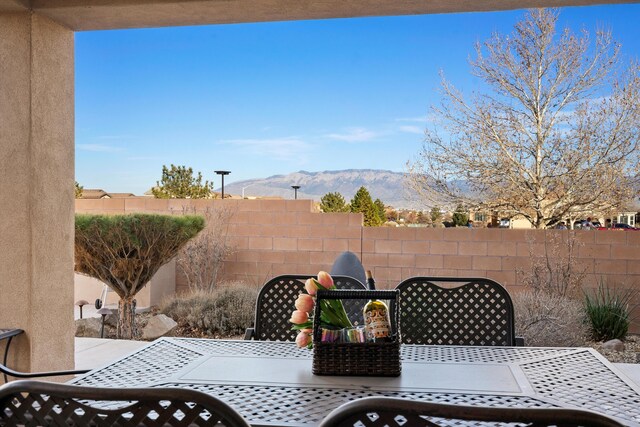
left=362, top=227, right=640, bottom=289
left=76, top=198, right=640, bottom=332
left=220, top=199, right=363, bottom=287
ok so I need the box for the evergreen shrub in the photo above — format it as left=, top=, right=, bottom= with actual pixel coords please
left=584, top=280, right=637, bottom=341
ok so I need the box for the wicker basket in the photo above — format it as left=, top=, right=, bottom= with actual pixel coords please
left=312, top=289, right=401, bottom=377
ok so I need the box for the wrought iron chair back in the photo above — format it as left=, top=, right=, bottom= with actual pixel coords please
left=245, top=274, right=366, bottom=341
left=0, top=379, right=250, bottom=427
left=318, top=397, right=624, bottom=427
left=1, top=328, right=89, bottom=383
left=394, top=277, right=516, bottom=346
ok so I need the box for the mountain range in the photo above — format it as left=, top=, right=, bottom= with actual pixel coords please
left=222, top=169, right=420, bottom=209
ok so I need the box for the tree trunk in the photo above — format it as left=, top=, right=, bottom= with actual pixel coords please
left=117, top=297, right=137, bottom=339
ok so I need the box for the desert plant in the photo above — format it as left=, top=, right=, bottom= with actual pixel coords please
left=513, top=290, right=588, bottom=347
left=75, top=214, right=205, bottom=339
left=584, top=280, right=638, bottom=342
left=521, top=231, right=586, bottom=298
left=161, top=282, right=258, bottom=336
left=176, top=206, right=236, bottom=293
left=515, top=231, right=591, bottom=346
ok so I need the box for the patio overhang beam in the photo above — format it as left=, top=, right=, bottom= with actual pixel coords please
left=0, top=0, right=638, bottom=31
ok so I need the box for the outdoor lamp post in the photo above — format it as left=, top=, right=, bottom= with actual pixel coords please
left=214, top=170, right=231, bottom=199
left=242, top=183, right=256, bottom=199
left=291, top=185, right=300, bottom=200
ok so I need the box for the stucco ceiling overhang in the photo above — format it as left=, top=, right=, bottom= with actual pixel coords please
left=1, top=0, right=637, bottom=31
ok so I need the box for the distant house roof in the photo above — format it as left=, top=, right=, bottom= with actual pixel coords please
left=80, top=189, right=136, bottom=199
left=107, top=192, right=136, bottom=198
left=81, top=189, right=110, bottom=199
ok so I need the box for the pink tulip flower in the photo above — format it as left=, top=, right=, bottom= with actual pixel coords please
left=295, top=331, right=312, bottom=348
left=317, top=271, right=334, bottom=289
left=305, top=278, right=318, bottom=295
left=290, top=310, right=309, bottom=324
left=295, top=293, right=315, bottom=312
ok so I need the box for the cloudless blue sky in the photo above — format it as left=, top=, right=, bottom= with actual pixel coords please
left=75, top=4, right=640, bottom=195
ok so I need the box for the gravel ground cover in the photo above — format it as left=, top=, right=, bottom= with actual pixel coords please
left=588, top=335, right=640, bottom=363
left=83, top=310, right=640, bottom=364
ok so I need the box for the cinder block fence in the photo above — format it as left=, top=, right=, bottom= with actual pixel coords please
left=77, top=198, right=640, bottom=332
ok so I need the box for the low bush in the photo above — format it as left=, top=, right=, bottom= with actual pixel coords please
left=584, top=280, right=637, bottom=342
left=161, top=282, right=258, bottom=337
left=513, top=290, right=588, bottom=347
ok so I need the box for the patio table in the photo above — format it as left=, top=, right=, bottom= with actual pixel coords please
left=70, top=338, right=640, bottom=426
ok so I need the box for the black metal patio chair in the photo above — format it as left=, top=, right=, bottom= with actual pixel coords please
left=394, top=277, right=520, bottom=346
left=245, top=274, right=366, bottom=341
left=318, top=397, right=624, bottom=427
left=1, top=328, right=89, bottom=382
left=0, top=363, right=89, bottom=382
left=0, top=379, right=250, bottom=427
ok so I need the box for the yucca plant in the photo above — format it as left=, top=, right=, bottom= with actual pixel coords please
left=584, top=280, right=638, bottom=342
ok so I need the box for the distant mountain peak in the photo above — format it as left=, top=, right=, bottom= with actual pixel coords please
left=224, top=169, right=418, bottom=209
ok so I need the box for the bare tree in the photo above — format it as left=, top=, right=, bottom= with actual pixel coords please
left=407, top=9, right=640, bottom=228
left=177, top=206, right=236, bottom=293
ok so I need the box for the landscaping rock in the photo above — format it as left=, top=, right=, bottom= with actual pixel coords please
left=602, top=339, right=625, bottom=352
left=142, top=314, right=177, bottom=340
left=75, top=317, right=103, bottom=338
left=102, top=312, right=118, bottom=327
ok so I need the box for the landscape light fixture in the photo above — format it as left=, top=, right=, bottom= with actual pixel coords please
left=214, top=170, right=231, bottom=199
left=291, top=185, right=301, bottom=200
left=96, top=307, right=112, bottom=338
left=75, top=300, right=89, bottom=319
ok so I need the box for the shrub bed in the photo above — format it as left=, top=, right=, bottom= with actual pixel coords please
left=161, top=282, right=258, bottom=338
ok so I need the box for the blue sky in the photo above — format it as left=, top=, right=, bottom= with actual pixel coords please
left=75, top=4, right=640, bottom=195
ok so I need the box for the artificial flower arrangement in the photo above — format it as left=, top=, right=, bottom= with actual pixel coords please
left=290, top=271, right=354, bottom=348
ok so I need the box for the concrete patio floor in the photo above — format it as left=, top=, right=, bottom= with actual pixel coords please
left=74, top=337, right=640, bottom=387
left=75, top=338, right=148, bottom=371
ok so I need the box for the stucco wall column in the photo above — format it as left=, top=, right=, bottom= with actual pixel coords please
left=0, top=12, right=74, bottom=378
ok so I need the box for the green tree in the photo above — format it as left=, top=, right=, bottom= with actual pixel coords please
left=430, top=206, right=443, bottom=225
left=452, top=204, right=469, bottom=227
left=75, top=181, right=83, bottom=199
left=319, top=192, right=350, bottom=212
left=374, top=198, right=386, bottom=225
left=75, top=214, right=204, bottom=339
left=152, top=164, right=213, bottom=199
left=350, top=186, right=382, bottom=227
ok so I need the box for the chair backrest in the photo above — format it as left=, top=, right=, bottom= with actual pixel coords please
left=252, top=274, right=366, bottom=341
left=0, top=379, right=250, bottom=427
left=318, top=397, right=624, bottom=427
left=395, top=277, right=516, bottom=346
